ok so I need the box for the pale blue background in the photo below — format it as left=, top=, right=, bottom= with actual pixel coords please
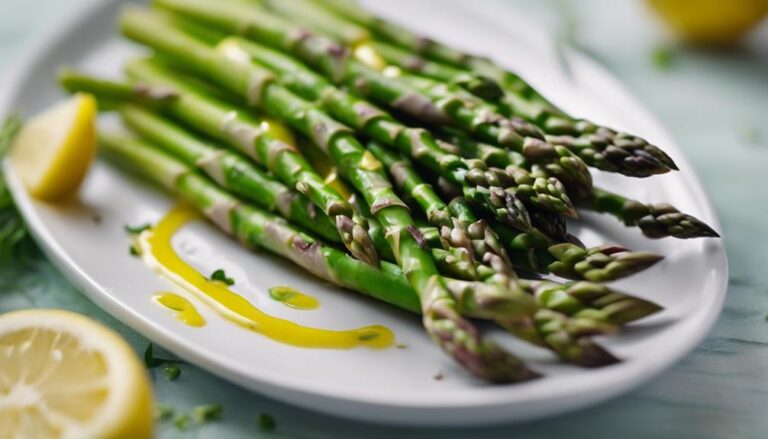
left=2, top=1, right=767, bottom=438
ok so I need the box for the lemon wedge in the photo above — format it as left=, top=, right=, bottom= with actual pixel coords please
left=647, top=0, right=768, bottom=44
left=9, top=93, right=97, bottom=201
left=0, top=309, right=154, bottom=439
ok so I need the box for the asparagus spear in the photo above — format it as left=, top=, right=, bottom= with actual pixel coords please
left=441, top=128, right=719, bottom=239
left=216, top=36, right=576, bottom=226
left=582, top=188, right=720, bottom=239
left=119, top=103, right=341, bottom=243
left=368, top=142, right=662, bottom=282
left=253, top=0, right=371, bottom=47
left=67, top=59, right=380, bottom=267
left=254, top=0, right=504, bottom=100
left=400, top=71, right=675, bottom=179
left=154, top=0, right=593, bottom=202
left=311, top=0, right=678, bottom=177
left=365, top=140, right=514, bottom=277
left=260, top=138, right=632, bottom=367
left=100, top=132, right=420, bottom=312
left=121, top=8, right=538, bottom=382
left=106, top=129, right=662, bottom=367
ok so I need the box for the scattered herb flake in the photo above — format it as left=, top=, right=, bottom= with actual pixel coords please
left=740, top=124, right=762, bottom=145
left=164, top=364, right=181, bottom=381
left=433, top=372, right=444, bottom=381
left=396, top=343, right=407, bottom=349
left=257, top=413, right=277, bottom=432
left=173, top=414, right=190, bottom=431
left=193, top=404, right=223, bottom=423
left=144, top=343, right=175, bottom=368
left=129, top=245, right=140, bottom=257
left=652, top=46, right=675, bottom=70
left=154, top=404, right=175, bottom=421
left=210, top=269, right=235, bottom=286
left=144, top=343, right=155, bottom=368
left=125, top=223, right=151, bottom=234
left=357, top=331, right=381, bottom=342
left=268, top=286, right=295, bottom=303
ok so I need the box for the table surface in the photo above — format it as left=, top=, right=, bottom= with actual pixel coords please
left=2, top=1, right=767, bottom=438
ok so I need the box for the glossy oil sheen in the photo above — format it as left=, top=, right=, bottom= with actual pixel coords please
left=153, top=292, right=206, bottom=327
left=268, top=286, right=321, bottom=310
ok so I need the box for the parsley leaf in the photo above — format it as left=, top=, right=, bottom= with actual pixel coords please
left=210, top=269, right=235, bottom=286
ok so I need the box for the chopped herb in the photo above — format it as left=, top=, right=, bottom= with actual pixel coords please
left=357, top=331, right=380, bottom=341
left=154, top=404, right=175, bottom=421
left=143, top=343, right=175, bottom=368
left=124, top=223, right=151, bottom=234
left=210, top=269, right=235, bottom=286
left=257, top=413, right=277, bottom=432
left=129, top=245, right=140, bottom=257
left=740, top=124, right=762, bottom=145
left=173, top=414, right=190, bottom=431
left=0, top=115, right=36, bottom=266
left=396, top=342, right=407, bottom=349
left=144, top=343, right=154, bottom=368
left=268, top=286, right=295, bottom=303
left=433, top=372, right=444, bottom=381
left=192, top=404, right=223, bottom=423
left=164, top=364, right=181, bottom=381
left=651, top=46, right=675, bottom=70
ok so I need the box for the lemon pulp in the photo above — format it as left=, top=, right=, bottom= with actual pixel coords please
left=0, top=309, right=153, bottom=439
left=9, top=93, right=97, bottom=201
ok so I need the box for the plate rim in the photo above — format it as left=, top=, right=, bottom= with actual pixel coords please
left=0, top=0, right=729, bottom=426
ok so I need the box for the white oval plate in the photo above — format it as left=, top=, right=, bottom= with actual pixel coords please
left=1, top=0, right=727, bottom=426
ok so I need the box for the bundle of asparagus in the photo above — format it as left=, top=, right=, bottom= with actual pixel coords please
left=59, top=0, right=719, bottom=383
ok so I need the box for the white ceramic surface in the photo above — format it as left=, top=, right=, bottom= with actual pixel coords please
left=0, top=0, right=727, bottom=426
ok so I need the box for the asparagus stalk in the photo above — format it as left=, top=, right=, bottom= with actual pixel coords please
left=283, top=141, right=630, bottom=366
left=432, top=167, right=664, bottom=281
left=252, top=0, right=504, bottom=100
left=582, top=188, right=720, bottom=239
left=360, top=40, right=677, bottom=177
left=217, top=37, right=577, bottom=228
left=311, top=0, right=679, bottom=177
left=366, top=140, right=514, bottom=277
left=63, top=70, right=649, bottom=293
left=154, top=0, right=593, bottom=204
left=106, top=129, right=662, bottom=367
left=100, top=132, right=420, bottom=312
left=441, top=128, right=719, bottom=239
left=121, top=8, right=539, bottom=382
left=253, top=0, right=371, bottom=47
left=72, top=59, right=380, bottom=266
left=119, top=103, right=340, bottom=242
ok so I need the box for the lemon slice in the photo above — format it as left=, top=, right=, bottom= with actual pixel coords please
left=0, top=309, right=153, bottom=439
left=9, top=93, right=97, bottom=201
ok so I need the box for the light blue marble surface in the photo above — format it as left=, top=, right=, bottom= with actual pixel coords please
left=2, top=1, right=767, bottom=438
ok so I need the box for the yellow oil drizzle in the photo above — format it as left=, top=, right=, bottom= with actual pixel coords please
left=353, top=43, right=387, bottom=71
left=322, top=168, right=353, bottom=201
left=138, top=204, right=394, bottom=349
left=268, top=286, right=321, bottom=311
left=154, top=292, right=207, bottom=327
